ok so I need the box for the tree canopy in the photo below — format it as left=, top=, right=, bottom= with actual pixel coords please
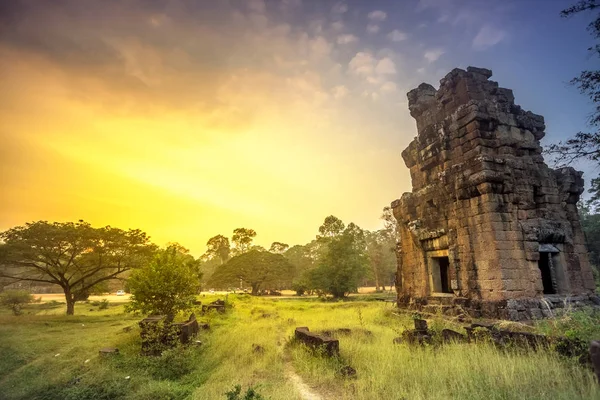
left=0, top=220, right=156, bottom=315
left=126, top=245, right=202, bottom=321
left=232, top=228, right=257, bottom=255
left=209, top=250, right=294, bottom=295
left=205, top=234, right=231, bottom=265
left=309, top=220, right=369, bottom=298
left=317, top=215, right=345, bottom=240
left=269, top=242, right=289, bottom=254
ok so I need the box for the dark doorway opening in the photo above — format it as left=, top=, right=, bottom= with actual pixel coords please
left=538, top=252, right=556, bottom=294
left=436, top=257, right=452, bottom=294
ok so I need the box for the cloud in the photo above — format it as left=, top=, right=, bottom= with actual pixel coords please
left=280, top=0, right=302, bottom=9
left=332, top=2, right=348, bottom=14
left=375, top=57, right=396, bottom=75
left=248, top=0, right=266, bottom=14
left=368, top=10, right=387, bottom=21
left=472, top=25, right=506, bottom=50
left=331, top=21, right=344, bottom=31
left=309, top=36, right=332, bottom=58
left=366, top=24, right=380, bottom=34
left=380, top=81, right=397, bottom=93
left=387, top=29, right=407, bottom=42
left=332, top=85, right=349, bottom=99
left=337, top=34, right=358, bottom=45
left=349, top=52, right=376, bottom=76
left=348, top=52, right=396, bottom=88
left=424, top=49, right=444, bottom=63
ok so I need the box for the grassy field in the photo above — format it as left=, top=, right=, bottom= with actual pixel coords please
left=0, top=294, right=598, bottom=400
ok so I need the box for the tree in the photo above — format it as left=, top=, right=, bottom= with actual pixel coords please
left=285, top=244, right=318, bottom=295
left=0, top=221, right=156, bottom=315
left=365, top=230, right=397, bottom=291
left=232, top=228, right=257, bottom=255
left=549, top=1, right=600, bottom=210
left=269, top=242, right=289, bottom=254
left=205, top=235, right=231, bottom=264
left=309, top=223, right=369, bottom=298
left=209, top=250, right=294, bottom=295
left=126, top=245, right=202, bottom=322
left=317, top=215, right=345, bottom=240
left=0, top=289, right=34, bottom=315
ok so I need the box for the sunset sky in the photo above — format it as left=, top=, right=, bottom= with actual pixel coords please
left=0, top=0, right=597, bottom=256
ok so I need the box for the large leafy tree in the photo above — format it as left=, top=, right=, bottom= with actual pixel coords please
left=310, top=223, right=369, bottom=298
left=231, top=228, right=257, bottom=255
left=549, top=1, right=600, bottom=211
left=126, top=244, right=202, bottom=322
left=0, top=221, right=156, bottom=315
left=209, top=250, right=294, bottom=295
left=205, top=234, right=231, bottom=265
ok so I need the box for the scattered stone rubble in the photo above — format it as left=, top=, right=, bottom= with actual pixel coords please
left=139, top=313, right=200, bottom=355
left=393, top=318, right=589, bottom=363
left=294, top=327, right=340, bottom=357
left=202, top=299, right=226, bottom=314
left=392, top=66, right=598, bottom=320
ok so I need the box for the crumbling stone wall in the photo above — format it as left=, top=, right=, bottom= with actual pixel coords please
left=392, top=67, right=598, bottom=320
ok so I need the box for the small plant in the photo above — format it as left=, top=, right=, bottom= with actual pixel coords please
left=98, top=299, right=109, bottom=310
left=357, top=307, right=365, bottom=329
left=411, top=312, right=423, bottom=320
left=0, top=290, right=34, bottom=315
left=225, top=385, right=265, bottom=400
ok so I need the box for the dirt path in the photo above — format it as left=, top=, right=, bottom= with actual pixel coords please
left=284, top=363, right=324, bottom=400
left=276, top=326, right=325, bottom=400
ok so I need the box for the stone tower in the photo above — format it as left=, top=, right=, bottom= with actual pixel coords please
left=392, top=67, right=598, bottom=320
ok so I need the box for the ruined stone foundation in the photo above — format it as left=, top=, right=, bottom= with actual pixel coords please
left=392, top=67, right=599, bottom=320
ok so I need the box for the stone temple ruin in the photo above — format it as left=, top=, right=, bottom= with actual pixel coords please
left=392, top=66, right=598, bottom=320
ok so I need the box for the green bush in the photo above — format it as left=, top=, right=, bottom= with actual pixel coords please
left=0, top=290, right=34, bottom=315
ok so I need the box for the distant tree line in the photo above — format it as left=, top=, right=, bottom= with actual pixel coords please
left=202, top=210, right=397, bottom=298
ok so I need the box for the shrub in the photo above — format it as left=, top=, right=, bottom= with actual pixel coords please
left=0, top=290, right=34, bottom=315
left=98, top=299, right=109, bottom=310
left=126, top=245, right=202, bottom=321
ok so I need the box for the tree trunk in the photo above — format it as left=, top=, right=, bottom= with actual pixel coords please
left=372, top=266, right=380, bottom=292
left=66, top=297, right=75, bottom=315
left=251, top=283, right=260, bottom=296
left=64, top=288, right=75, bottom=315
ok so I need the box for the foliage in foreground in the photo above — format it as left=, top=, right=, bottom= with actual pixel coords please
left=126, top=244, right=202, bottom=321
left=225, top=385, right=265, bottom=400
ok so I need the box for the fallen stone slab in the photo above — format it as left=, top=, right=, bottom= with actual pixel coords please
left=295, top=327, right=339, bottom=356
left=441, top=329, right=467, bottom=343
left=99, top=347, right=119, bottom=356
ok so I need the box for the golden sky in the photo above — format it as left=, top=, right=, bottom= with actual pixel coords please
left=0, top=0, right=420, bottom=255
left=0, top=0, right=595, bottom=255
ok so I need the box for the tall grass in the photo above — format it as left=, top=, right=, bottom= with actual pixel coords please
left=0, top=295, right=598, bottom=399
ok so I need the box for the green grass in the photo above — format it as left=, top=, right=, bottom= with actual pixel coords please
left=0, top=295, right=598, bottom=399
